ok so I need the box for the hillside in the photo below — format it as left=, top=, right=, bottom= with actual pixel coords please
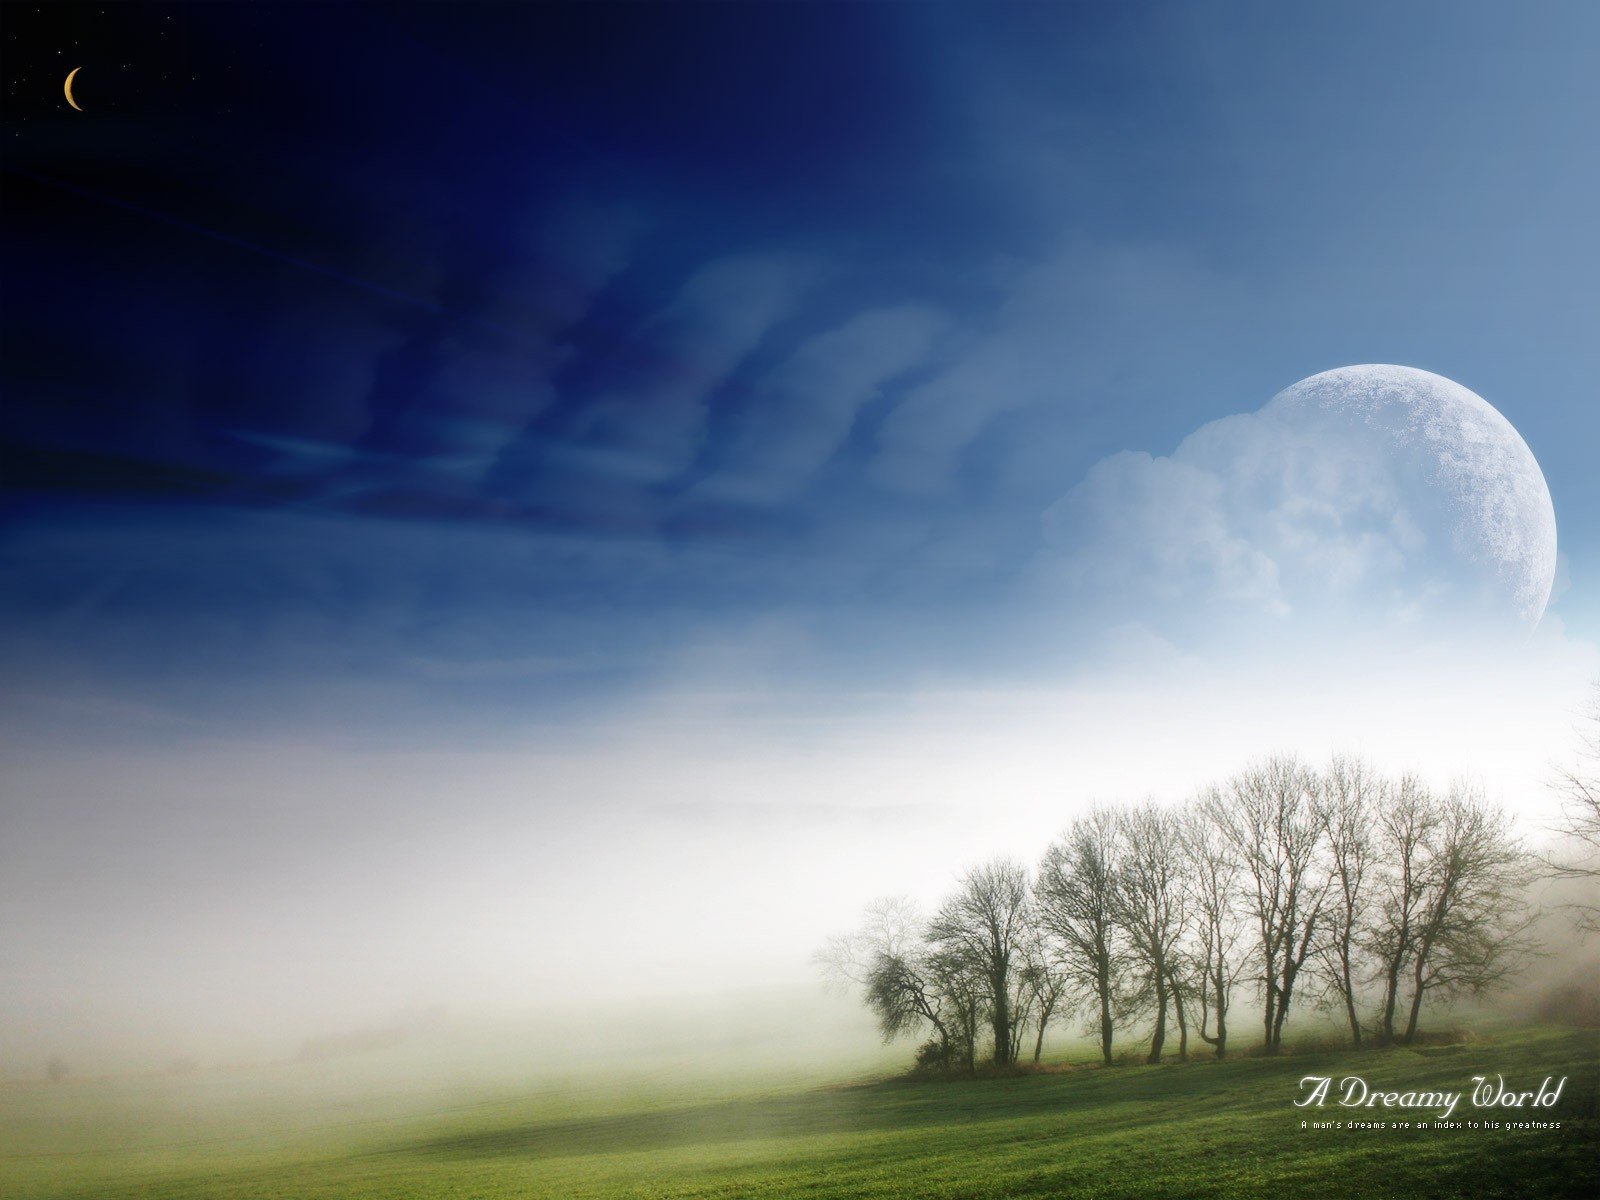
left=4, top=1027, right=1596, bottom=1199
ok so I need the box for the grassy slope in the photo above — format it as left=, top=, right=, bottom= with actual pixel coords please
left=4, top=1027, right=1597, bottom=1200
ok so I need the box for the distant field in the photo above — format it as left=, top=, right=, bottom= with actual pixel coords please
left=4, top=1027, right=1596, bottom=1199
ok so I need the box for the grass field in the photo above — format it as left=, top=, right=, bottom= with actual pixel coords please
left=3, top=1026, right=1596, bottom=1199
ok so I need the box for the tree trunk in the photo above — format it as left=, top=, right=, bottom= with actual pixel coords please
left=1032, top=996, right=1054, bottom=1064
left=1010, top=984, right=1030, bottom=1064
left=1213, top=963, right=1228, bottom=1059
left=991, top=976, right=1012, bottom=1066
left=1378, top=889, right=1413, bottom=1047
left=1171, top=973, right=1189, bottom=1061
left=926, top=1012, right=952, bottom=1069
left=1276, top=936, right=1314, bottom=1049
left=1270, top=974, right=1295, bottom=1050
left=1147, top=975, right=1168, bottom=1064
left=1262, top=982, right=1279, bottom=1055
left=1198, top=965, right=1227, bottom=1058
left=1098, top=963, right=1115, bottom=1066
left=1341, top=949, right=1363, bottom=1047
left=1378, top=956, right=1402, bottom=1044
left=1401, top=958, right=1428, bottom=1044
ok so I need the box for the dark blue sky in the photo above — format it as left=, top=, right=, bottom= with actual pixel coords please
left=4, top=1, right=1598, bottom=737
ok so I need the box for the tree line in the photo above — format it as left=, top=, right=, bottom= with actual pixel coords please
left=820, top=753, right=1541, bottom=1072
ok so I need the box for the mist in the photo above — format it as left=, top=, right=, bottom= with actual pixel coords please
left=5, top=619, right=1595, bottom=1081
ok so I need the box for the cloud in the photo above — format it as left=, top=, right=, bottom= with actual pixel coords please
left=695, top=306, right=945, bottom=504
left=407, top=341, right=563, bottom=464
left=870, top=242, right=1236, bottom=497
left=573, top=253, right=818, bottom=485
left=522, top=197, right=644, bottom=331
left=1041, top=442, right=1290, bottom=618
left=1032, top=391, right=1542, bottom=643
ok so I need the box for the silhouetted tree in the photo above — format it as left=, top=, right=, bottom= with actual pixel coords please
left=820, top=898, right=955, bottom=1068
left=1037, top=808, right=1124, bottom=1066
left=825, top=750, right=1543, bottom=1075
left=865, top=950, right=954, bottom=1065
left=1371, top=774, right=1439, bottom=1044
left=1183, top=796, right=1247, bottom=1059
left=1398, top=784, right=1535, bottom=1043
left=1114, top=803, right=1188, bottom=1063
left=928, top=858, right=1032, bottom=1066
left=1317, top=755, right=1381, bottom=1046
left=1218, top=756, right=1329, bottom=1054
left=1549, top=685, right=1600, bottom=932
left=1018, top=923, right=1072, bottom=1063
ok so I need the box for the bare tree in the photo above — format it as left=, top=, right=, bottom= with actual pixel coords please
left=1166, top=953, right=1200, bottom=1061
left=1006, top=957, right=1038, bottom=1065
left=1113, top=802, right=1188, bottom=1063
left=1218, top=756, right=1329, bottom=1054
left=1317, top=755, right=1381, bottom=1046
left=819, top=898, right=956, bottom=1068
left=1037, top=807, right=1124, bottom=1066
left=1370, top=774, right=1439, bottom=1044
left=1398, top=783, right=1535, bottom=1043
left=1548, top=684, right=1600, bottom=932
left=1182, top=795, right=1247, bottom=1058
left=927, top=858, right=1032, bottom=1066
left=998, top=920, right=1042, bottom=1067
left=1018, top=921, right=1072, bottom=1063
left=864, top=951, right=954, bottom=1064
left=926, top=946, right=985, bottom=1072
left=816, top=896, right=924, bottom=989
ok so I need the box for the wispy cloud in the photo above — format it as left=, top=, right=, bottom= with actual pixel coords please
left=569, top=253, right=821, bottom=487
left=870, top=243, right=1238, bottom=497
left=695, top=305, right=945, bottom=505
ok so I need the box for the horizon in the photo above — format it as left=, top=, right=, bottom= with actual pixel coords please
left=5, top=0, right=1600, bottom=1087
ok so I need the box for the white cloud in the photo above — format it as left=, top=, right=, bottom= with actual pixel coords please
left=1042, top=444, right=1288, bottom=616
left=1033, top=391, right=1548, bottom=641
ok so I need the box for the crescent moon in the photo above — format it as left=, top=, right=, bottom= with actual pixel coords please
left=64, top=67, right=83, bottom=112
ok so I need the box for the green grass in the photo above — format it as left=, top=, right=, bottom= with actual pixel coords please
left=4, top=1027, right=1596, bottom=1199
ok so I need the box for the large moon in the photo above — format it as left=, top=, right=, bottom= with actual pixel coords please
left=1264, top=364, right=1557, bottom=627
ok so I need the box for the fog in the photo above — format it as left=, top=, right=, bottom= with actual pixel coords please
left=3, top=624, right=1596, bottom=1081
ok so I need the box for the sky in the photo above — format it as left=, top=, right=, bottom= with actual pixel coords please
left=4, top=1, right=1600, bottom=1068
